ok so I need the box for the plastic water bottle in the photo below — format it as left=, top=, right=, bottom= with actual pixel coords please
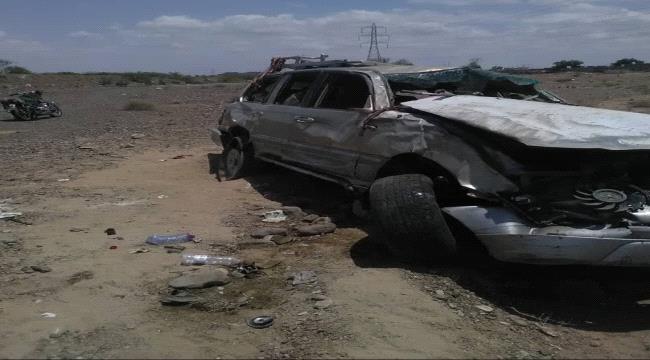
left=181, top=254, right=241, bottom=267
left=146, top=233, right=195, bottom=245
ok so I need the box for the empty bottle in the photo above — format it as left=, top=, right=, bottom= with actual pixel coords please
left=181, top=254, right=241, bottom=267
left=146, top=233, right=195, bottom=245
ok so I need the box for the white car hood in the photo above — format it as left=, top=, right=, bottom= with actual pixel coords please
left=402, top=95, right=650, bottom=150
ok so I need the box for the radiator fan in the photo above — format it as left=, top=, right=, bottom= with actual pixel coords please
left=573, top=186, right=647, bottom=213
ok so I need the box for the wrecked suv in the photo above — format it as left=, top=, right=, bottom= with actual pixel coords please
left=212, top=58, right=650, bottom=266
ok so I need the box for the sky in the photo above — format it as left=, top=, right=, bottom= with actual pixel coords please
left=1, top=0, right=650, bottom=74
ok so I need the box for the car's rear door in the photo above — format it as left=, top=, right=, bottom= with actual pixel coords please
left=285, top=71, right=374, bottom=178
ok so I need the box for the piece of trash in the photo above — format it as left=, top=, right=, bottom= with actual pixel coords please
left=157, top=195, right=168, bottom=199
left=164, top=244, right=185, bottom=254
left=105, top=228, right=116, bottom=236
left=109, top=245, right=118, bottom=250
left=247, top=316, right=274, bottom=329
left=57, top=178, right=70, bottom=182
left=171, top=155, right=192, bottom=159
left=288, top=271, right=317, bottom=286
left=41, top=312, right=57, bottom=318
left=129, top=248, right=150, bottom=254
left=69, top=227, right=89, bottom=233
left=0, top=212, right=22, bottom=220
left=181, top=254, right=241, bottom=267
left=536, top=324, right=559, bottom=337
left=262, top=210, right=287, bottom=223
left=31, top=265, right=52, bottom=273
left=475, top=304, right=494, bottom=313
left=131, top=133, right=145, bottom=139
left=146, top=233, right=195, bottom=245
left=168, top=268, right=230, bottom=289
left=77, top=145, right=95, bottom=150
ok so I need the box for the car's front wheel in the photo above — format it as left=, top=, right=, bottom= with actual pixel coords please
left=223, top=137, right=254, bottom=180
left=369, top=174, right=456, bottom=261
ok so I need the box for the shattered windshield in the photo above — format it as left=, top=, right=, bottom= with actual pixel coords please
left=385, top=67, right=566, bottom=105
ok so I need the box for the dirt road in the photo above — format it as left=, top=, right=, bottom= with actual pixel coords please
left=1, top=74, right=650, bottom=359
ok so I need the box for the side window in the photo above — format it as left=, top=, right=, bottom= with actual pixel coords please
left=315, top=73, right=372, bottom=110
left=243, top=76, right=280, bottom=103
left=274, top=72, right=320, bottom=106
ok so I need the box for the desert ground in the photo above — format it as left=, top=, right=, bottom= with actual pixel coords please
left=1, top=71, right=650, bottom=359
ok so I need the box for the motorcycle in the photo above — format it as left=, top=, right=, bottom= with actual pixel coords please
left=0, top=90, right=62, bottom=121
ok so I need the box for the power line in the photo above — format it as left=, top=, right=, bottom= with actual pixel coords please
left=359, top=23, right=389, bottom=62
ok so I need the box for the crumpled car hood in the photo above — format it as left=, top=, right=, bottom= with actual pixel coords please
left=402, top=95, right=650, bottom=150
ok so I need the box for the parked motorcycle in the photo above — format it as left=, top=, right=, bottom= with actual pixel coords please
left=0, top=90, right=62, bottom=120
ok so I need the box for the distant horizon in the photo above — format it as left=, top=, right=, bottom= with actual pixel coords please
left=2, top=0, right=650, bottom=74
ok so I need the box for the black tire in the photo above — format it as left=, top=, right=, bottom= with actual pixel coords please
left=223, top=137, right=254, bottom=180
left=369, top=174, right=456, bottom=261
left=10, top=109, right=28, bottom=121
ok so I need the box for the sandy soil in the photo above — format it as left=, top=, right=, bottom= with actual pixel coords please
left=1, top=73, right=650, bottom=359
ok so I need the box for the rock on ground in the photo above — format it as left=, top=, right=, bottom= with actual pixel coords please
left=169, top=268, right=230, bottom=289
left=295, top=223, right=337, bottom=236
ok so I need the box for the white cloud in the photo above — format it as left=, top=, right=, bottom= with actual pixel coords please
left=68, top=31, right=103, bottom=39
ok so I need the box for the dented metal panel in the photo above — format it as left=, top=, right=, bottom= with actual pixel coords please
left=403, top=95, right=650, bottom=150
left=443, top=206, right=650, bottom=266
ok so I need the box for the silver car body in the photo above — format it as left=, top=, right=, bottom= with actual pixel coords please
left=213, top=65, right=650, bottom=266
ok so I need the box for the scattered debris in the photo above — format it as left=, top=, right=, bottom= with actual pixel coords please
left=302, top=214, right=319, bottom=223
left=31, top=265, right=52, bottom=273
left=164, top=244, right=186, bottom=254
left=157, top=194, right=168, bottom=199
left=130, top=133, right=146, bottom=139
left=68, top=270, right=94, bottom=284
left=69, top=227, right=89, bottom=233
left=104, top=228, right=117, bottom=236
left=280, top=206, right=305, bottom=217
left=313, top=298, right=333, bottom=309
left=129, top=248, right=150, bottom=254
left=181, top=254, right=241, bottom=267
left=0, top=211, right=22, bottom=220
left=262, top=210, right=287, bottom=223
left=160, top=290, right=197, bottom=306
left=536, top=324, right=559, bottom=337
left=49, top=328, right=64, bottom=339
left=109, top=245, right=118, bottom=250
left=41, top=312, right=57, bottom=319
left=238, top=238, right=276, bottom=248
left=434, top=290, right=447, bottom=300
left=247, top=316, right=274, bottom=329
left=168, top=268, right=230, bottom=289
left=171, top=154, right=192, bottom=159
left=475, top=304, right=494, bottom=313
left=295, top=223, right=336, bottom=236
left=251, top=227, right=288, bottom=238
left=77, top=145, right=95, bottom=150
left=289, top=271, right=317, bottom=286
left=21, top=266, right=35, bottom=274
left=146, top=233, right=195, bottom=245
left=269, top=235, right=292, bottom=245
left=57, top=178, right=70, bottom=182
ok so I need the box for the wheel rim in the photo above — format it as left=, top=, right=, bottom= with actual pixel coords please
left=226, top=147, right=243, bottom=175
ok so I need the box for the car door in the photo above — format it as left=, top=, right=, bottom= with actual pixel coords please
left=231, top=74, right=283, bottom=157
left=260, top=70, right=323, bottom=162
left=285, top=71, right=374, bottom=178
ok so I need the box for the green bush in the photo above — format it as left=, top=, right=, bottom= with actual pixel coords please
left=123, top=101, right=155, bottom=111
left=4, top=66, right=31, bottom=74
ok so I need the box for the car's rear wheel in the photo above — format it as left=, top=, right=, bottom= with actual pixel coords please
left=223, top=137, right=254, bottom=180
left=369, top=174, right=456, bottom=261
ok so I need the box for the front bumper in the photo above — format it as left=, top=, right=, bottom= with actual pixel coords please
left=443, top=206, right=650, bottom=266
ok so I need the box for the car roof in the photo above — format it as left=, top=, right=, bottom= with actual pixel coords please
left=279, top=64, right=452, bottom=76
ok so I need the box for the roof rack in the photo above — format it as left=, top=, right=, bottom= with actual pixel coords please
left=249, top=55, right=369, bottom=88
